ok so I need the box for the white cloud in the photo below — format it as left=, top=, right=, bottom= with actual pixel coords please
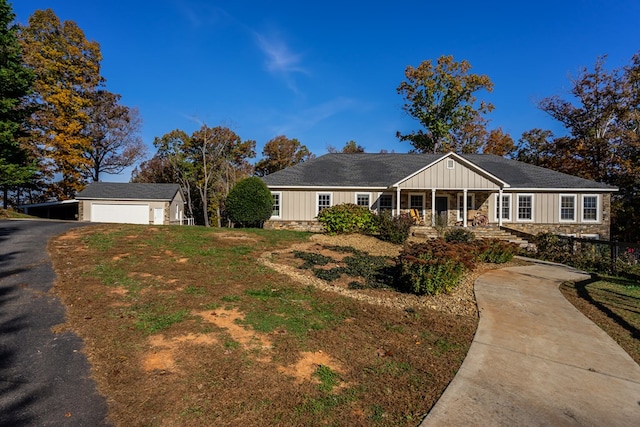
left=254, top=31, right=308, bottom=92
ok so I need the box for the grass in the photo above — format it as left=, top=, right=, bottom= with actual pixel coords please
left=561, top=274, right=640, bottom=364
left=48, top=224, right=477, bottom=427
left=0, top=208, right=35, bottom=219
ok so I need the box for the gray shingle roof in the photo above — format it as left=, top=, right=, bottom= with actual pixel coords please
left=76, top=183, right=182, bottom=200
left=261, top=153, right=617, bottom=190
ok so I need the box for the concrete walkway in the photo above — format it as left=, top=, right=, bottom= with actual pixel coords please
left=421, top=258, right=640, bottom=426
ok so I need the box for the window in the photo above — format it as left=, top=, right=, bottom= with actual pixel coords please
left=457, top=193, right=475, bottom=221
left=560, top=195, right=576, bottom=222
left=378, top=194, right=393, bottom=212
left=271, top=192, right=281, bottom=218
left=517, top=194, right=533, bottom=221
left=355, top=193, right=371, bottom=208
left=316, top=193, right=332, bottom=215
left=582, top=195, right=598, bottom=222
left=446, top=159, right=455, bottom=169
left=495, top=194, right=511, bottom=221
left=409, top=193, right=424, bottom=215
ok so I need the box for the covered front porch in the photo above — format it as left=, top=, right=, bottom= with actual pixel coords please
left=386, top=188, right=507, bottom=228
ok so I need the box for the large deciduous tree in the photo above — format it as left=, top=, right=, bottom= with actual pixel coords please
left=0, top=0, right=37, bottom=208
left=19, top=9, right=103, bottom=198
left=518, top=52, right=640, bottom=240
left=481, top=127, right=516, bottom=157
left=152, top=125, right=255, bottom=227
left=397, top=55, right=494, bottom=153
left=254, top=135, right=313, bottom=176
left=82, top=90, right=146, bottom=182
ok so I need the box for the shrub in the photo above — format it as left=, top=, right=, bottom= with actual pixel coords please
left=293, top=250, right=333, bottom=269
left=397, top=241, right=475, bottom=295
left=316, top=203, right=378, bottom=235
left=225, top=177, right=273, bottom=227
left=444, top=228, right=476, bottom=243
left=534, top=232, right=573, bottom=264
left=376, top=211, right=413, bottom=244
left=474, top=239, right=518, bottom=263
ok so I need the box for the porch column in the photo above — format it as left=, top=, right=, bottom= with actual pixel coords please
left=463, top=188, right=468, bottom=228
left=396, top=187, right=401, bottom=216
left=431, top=188, right=436, bottom=226
left=498, top=188, right=503, bottom=227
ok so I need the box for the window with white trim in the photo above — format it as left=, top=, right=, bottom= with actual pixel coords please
left=409, top=193, right=424, bottom=215
left=316, top=193, right=332, bottom=215
left=356, top=193, right=371, bottom=208
left=495, top=194, right=511, bottom=221
left=378, top=194, right=393, bottom=212
left=582, top=195, right=598, bottom=222
left=560, top=195, right=576, bottom=222
left=517, top=194, right=533, bottom=221
left=457, top=193, right=475, bottom=221
left=271, top=192, right=281, bottom=218
left=446, top=159, right=455, bottom=169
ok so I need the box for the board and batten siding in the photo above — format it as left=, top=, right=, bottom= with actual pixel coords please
left=398, top=157, right=500, bottom=190
left=488, top=192, right=604, bottom=224
left=275, top=189, right=381, bottom=221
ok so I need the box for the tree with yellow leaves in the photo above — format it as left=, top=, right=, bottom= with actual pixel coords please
left=19, top=9, right=103, bottom=198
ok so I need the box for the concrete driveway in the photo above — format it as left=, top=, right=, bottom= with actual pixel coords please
left=421, top=258, right=640, bottom=426
left=0, top=220, right=110, bottom=426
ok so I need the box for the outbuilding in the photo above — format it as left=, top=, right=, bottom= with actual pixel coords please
left=76, top=182, right=185, bottom=225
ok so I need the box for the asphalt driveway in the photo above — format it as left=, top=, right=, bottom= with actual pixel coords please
left=0, top=220, right=110, bottom=426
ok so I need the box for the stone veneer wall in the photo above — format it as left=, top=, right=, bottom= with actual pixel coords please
left=502, top=223, right=610, bottom=240
left=264, top=220, right=324, bottom=232
left=78, top=201, right=85, bottom=221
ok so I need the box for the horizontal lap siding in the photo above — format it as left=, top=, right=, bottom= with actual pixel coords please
left=399, top=158, right=499, bottom=190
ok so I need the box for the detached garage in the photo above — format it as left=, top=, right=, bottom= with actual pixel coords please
left=76, top=183, right=185, bottom=225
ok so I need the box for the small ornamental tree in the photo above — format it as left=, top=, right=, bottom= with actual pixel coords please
left=225, top=177, right=273, bottom=228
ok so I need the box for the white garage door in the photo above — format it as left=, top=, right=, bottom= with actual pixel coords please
left=91, top=204, right=149, bottom=224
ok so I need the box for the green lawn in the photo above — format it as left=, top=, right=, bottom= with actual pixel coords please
left=561, top=274, right=640, bottom=364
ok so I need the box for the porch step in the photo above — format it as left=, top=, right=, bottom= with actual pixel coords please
left=411, top=226, right=531, bottom=248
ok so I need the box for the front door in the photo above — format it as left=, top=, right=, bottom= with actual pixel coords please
left=153, top=208, right=164, bottom=225
left=435, top=196, right=448, bottom=225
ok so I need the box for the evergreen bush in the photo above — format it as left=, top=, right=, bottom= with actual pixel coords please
left=224, top=177, right=274, bottom=228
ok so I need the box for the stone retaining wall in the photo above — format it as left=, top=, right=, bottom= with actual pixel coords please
left=264, top=220, right=324, bottom=232
left=504, top=223, right=610, bottom=240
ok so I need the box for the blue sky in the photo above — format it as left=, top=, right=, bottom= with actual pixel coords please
left=11, top=0, right=640, bottom=181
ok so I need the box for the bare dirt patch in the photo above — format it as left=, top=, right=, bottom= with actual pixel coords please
left=193, top=308, right=272, bottom=352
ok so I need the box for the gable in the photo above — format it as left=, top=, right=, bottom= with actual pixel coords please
left=396, top=155, right=502, bottom=190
